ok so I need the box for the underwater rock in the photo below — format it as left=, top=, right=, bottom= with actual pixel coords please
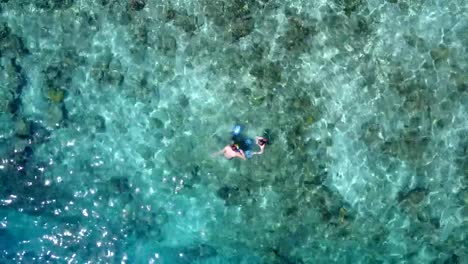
left=351, top=15, right=372, bottom=36
left=108, top=176, right=133, bottom=203
left=90, top=114, right=106, bottom=133
left=183, top=244, right=217, bottom=260
left=397, top=187, right=428, bottom=205
left=0, top=93, right=11, bottom=115
left=150, top=117, right=164, bottom=129
left=164, top=9, right=177, bottom=21
left=334, top=0, right=364, bottom=16
left=152, top=85, right=161, bottom=105
left=123, top=203, right=165, bottom=241
left=283, top=206, right=298, bottom=217
left=129, top=0, right=145, bottom=11
left=402, top=84, right=432, bottom=112
left=317, top=197, right=333, bottom=222
left=456, top=188, right=468, bottom=205
left=0, top=230, right=16, bottom=253
left=305, top=116, right=314, bottom=125
left=44, top=64, right=72, bottom=91
left=90, top=55, right=124, bottom=86
left=203, top=0, right=254, bottom=25
left=241, top=87, right=252, bottom=97
left=155, top=244, right=217, bottom=263
left=202, top=0, right=257, bottom=39
left=156, top=34, right=177, bottom=56
left=154, top=208, right=169, bottom=226
left=44, top=65, right=61, bottom=81
left=388, top=69, right=409, bottom=95
left=191, top=165, right=200, bottom=181
left=250, top=95, right=265, bottom=106
left=90, top=63, right=106, bottom=82
left=0, top=29, right=29, bottom=58
left=110, top=177, right=131, bottom=194
left=249, top=61, right=282, bottom=85
left=0, top=22, right=10, bottom=40
left=226, top=0, right=255, bottom=18
left=247, top=40, right=270, bottom=62
left=403, top=34, right=428, bottom=52
left=291, top=96, right=312, bottom=111
left=90, top=52, right=113, bottom=82
left=34, top=0, right=74, bottom=10
left=271, top=248, right=304, bottom=264
left=130, top=46, right=146, bottom=63
left=216, top=186, right=241, bottom=206
left=360, top=119, right=383, bottom=148
left=262, top=129, right=274, bottom=145
left=115, top=8, right=133, bottom=26
left=449, top=67, right=468, bottom=93
left=47, top=88, right=65, bottom=103
left=178, top=94, right=189, bottom=108
left=98, top=0, right=110, bottom=6
left=430, top=45, right=449, bottom=64
left=30, top=121, right=51, bottom=144
left=61, top=48, right=86, bottom=68
left=381, top=120, right=431, bottom=161
left=126, top=73, right=162, bottom=104
left=286, top=124, right=307, bottom=151
left=443, top=254, right=460, bottom=264
left=311, top=186, right=349, bottom=223
left=14, top=118, right=31, bottom=138
left=302, top=160, right=328, bottom=187
left=154, top=60, right=175, bottom=82
left=133, top=24, right=149, bottom=45
left=183, top=165, right=202, bottom=188
left=107, top=58, right=124, bottom=85
left=47, top=104, right=65, bottom=127
left=279, top=15, right=316, bottom=52
left=302, top=171, right=323, bottom=186
left=13, top=140, right=31, bottom=158
left=229, top=17, right=254, bottom=40
left=172, top=11, right=200, bottom=34
left=136, top=222, right=163, bottom=241
left=6, top=98, right=20, bottom=117
left=4, top=59, right=27, bottom=96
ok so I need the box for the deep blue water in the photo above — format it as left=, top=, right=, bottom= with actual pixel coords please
left=0, top=0, right=467, bottom=263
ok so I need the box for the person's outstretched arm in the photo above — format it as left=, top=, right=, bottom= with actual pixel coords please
left=252, top=137, right=266, bottom=155
left=237, top=150, right=247, bottom=160
left=252, top=147, right=264, bottom=155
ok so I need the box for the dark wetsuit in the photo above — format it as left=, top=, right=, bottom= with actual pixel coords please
left=232, top=134, right=254, bottom=153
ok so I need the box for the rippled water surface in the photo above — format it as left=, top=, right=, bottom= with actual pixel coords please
left=0, top=0, right=467, bottom=263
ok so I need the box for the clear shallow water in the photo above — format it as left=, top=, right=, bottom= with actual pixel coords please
left=0, top=0, right=467, bottom=263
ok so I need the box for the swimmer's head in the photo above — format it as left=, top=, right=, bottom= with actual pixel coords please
left=258, top=138, right=268, bottom=146
left=230, top=143, right=240, bottom=152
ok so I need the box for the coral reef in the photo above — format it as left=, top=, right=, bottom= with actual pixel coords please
left=0, top=0, right=466, bottom=262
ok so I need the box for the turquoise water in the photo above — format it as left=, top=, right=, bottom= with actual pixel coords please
left=0, top=0, right=467, bottom=263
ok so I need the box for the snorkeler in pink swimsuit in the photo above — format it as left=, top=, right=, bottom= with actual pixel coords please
left=212, top=125, right=270, bottom=161
left=212, top=136, right=268, bottom=161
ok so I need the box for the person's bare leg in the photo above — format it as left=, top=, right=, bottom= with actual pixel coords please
left=211, top=148, right=225, bottom=158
